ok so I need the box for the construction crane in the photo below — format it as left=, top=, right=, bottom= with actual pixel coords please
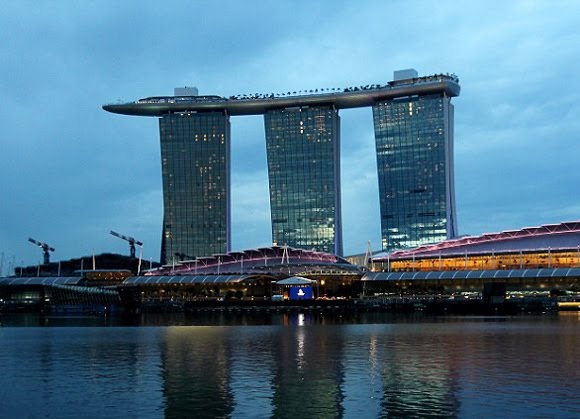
left=110, top=230, right=143, bottom=258
left=28, top=238, right=55, bottom=265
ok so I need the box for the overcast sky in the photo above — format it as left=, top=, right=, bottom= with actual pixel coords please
left=1, top=0, right=579, bottom=271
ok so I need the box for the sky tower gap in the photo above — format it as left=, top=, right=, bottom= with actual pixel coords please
left=102, top=70, right=460, bottom=263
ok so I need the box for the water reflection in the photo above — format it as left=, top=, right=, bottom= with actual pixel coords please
left=162, top=327, right=233, bottom=418
left=229, top=328, right=275, bottom=418
left=0, top=314, right=578, bottom=418
left=157, top=315, right=579, bottom=418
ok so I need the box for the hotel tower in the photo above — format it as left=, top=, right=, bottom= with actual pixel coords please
left=103, top=70, right=460, bottom=261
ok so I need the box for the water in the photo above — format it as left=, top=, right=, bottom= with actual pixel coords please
left=0, top=313, right=578, bottom=418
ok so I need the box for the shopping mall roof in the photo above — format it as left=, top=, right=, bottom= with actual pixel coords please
left=0, top=277, right=83, bottom=286
left=144, top=246, right=357, bottom=276
left=363, top=267, right=580, bottom=282
left=123, top=275, right=256, bottom=285
left=374, top=221, right=580, bottom=261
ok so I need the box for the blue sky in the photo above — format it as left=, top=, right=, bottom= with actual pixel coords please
left=1, top=0, right=579, bottom=270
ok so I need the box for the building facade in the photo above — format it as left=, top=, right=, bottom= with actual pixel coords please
left=265, top=106, right=342, bottom=255
left=373, top=71, right=457, bottom=251
left=159, top=112, right=230, bottom=264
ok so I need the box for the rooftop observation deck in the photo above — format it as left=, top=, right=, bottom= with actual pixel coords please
left=103, top=73, right=460, bottom=117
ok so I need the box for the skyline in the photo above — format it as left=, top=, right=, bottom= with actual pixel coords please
left=2, top=1, right=580, bottom=270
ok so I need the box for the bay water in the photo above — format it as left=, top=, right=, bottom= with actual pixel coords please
left=0, top=312, right=578, bottom=418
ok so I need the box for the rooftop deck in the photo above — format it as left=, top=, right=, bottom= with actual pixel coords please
left=103, top=74, right=460, bottom=117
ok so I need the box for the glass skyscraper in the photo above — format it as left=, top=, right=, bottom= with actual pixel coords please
left=265, top=106, right=343, bottom=255
left=373, top=93, right=457, bottom=252
left=159, top=112, right=230, bottom=264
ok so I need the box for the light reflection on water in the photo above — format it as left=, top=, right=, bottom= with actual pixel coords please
left=0, top=313, right=579, bottom=418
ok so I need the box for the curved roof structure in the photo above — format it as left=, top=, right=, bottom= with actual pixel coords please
left=0, top=277, right=83, bottom=286
left=103, top=74, right=460, bottom=117
left=124, top=275, right=256, bottom=285
left=363, top=268, right=580, bottom=282
left=374, top=221, right=580, bottom=261
left=276, top=276, right=316, bottom=285
left=143, top=245, right=358, bottom=276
